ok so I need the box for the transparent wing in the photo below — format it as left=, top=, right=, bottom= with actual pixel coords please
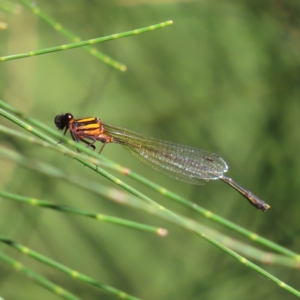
left=104, top=124, right=228, bottom=185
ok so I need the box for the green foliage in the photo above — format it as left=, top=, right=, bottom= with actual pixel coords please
left=0, top=1, right=300, bottom=299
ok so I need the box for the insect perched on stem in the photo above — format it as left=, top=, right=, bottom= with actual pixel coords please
left=54, top=113, right=270, bottom=212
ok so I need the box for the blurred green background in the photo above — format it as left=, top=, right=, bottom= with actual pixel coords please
left=0, top=1, right=300, bottom=299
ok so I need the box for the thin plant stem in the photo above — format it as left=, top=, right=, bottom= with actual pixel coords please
left=0, top=149, right=299, bottom=268
left=0, top=236, right=141, bottom=300
left=0, top=20, right=173, bottom=63
left=0, top=190, right=168, bottom=236
left=19, top=0, right=126, bottom=71
left=0, top=251, right=81, bottom=300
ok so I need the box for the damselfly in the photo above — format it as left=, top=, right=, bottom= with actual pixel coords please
left=54, top=113, right=270, bottom=211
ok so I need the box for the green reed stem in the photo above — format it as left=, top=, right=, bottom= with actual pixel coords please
left=0, top=190, right=167, bottom=236
left=0, top=20, right=173, bottom=64
left=1, top=146, right=299, bottom=269
left=19, top=0, right=126, bottom=71
left=0, top=236, right=141, bottom=300
left=0, top=251, right=80, bottom=300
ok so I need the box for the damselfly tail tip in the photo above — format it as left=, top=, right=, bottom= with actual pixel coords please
left=260, top=203, right=270, bottom=212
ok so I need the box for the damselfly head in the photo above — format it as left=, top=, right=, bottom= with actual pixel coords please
left=54, top=113, right=74, bottom=130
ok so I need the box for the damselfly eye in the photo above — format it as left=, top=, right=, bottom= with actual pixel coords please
left=54, top=113, right=73, bottom=130
left=65, top=113, right=73, bottom=121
